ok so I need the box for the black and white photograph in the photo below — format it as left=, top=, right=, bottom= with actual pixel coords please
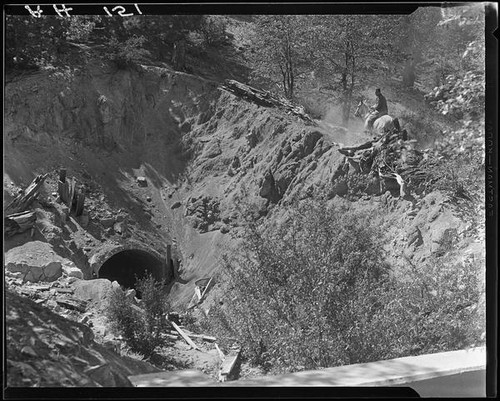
left=3, top=2, right=497, bottom=398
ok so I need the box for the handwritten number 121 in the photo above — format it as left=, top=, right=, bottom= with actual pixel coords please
left=103, top=4, right=142, bottom=17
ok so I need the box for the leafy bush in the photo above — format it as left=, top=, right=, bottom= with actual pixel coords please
left=205, top=199, right=485, bottom=373
left=425, top=72, right=485, bottom=121
left=199, top=16, right=229, bottom=48
left=107, top=35, right=151, bottom=69
left=423, top=65, right=485, bottom=204
left=383, top=253, right=485, bottom=356
left=106, top=274, right=170, bottom=357
left=207, top=200, right=392, bottom=372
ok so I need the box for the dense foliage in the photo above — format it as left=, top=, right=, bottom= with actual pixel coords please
left=4, top=14, right=214, bottom=71
left=106, top=274, right=171, bottom=357
left=206, top=201, right=484, bottom=373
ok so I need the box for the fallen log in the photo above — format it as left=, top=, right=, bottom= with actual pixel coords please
left=56, top=297, right=87, bottom=313
left=5, top=174, right=48, bottom=214
left=4, top=210, right=36, bottom=237
left=221, top=80, right=316, bottom=125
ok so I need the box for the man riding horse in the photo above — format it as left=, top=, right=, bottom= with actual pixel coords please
left=355, top=88, right=399, bottom=135
left=367, top=88, right=388, bottom=130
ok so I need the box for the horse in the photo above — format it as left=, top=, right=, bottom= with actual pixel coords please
left=354, top=99, right=397, bottom=135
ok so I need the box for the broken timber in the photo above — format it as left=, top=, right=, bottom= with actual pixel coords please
left=220, top=80, right=317, bottom=126
left=5, top=174, right=48, bottom=214
left=169, top=321, right=200, bottom=350
left=214, top=343, right=225, bottom=360
left=219, top=349, right=241, bottom=382
left=188, top=277, right=215, bottom=309
left=57, top=169, right=86, bottom=217
left=186, top=333, right=216, bottom=343
left=182, top=330, right=216, bottom=343
left=4, top=210, right=36, bottom=237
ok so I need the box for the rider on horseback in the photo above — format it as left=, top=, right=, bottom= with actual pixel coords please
left=366, top=88, right=388, bottom=131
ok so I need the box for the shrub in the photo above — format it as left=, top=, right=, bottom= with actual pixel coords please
left=106, top=274, right=170, bottom=357
left=206, top=199, right=485, bottom=373
left=207, top=200, right=392, bottom=373
left=107, top=35, right=151, bottom=69
left=199, top=16, right=229, bottom=48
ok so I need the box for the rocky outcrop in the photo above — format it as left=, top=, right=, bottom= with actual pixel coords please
left=185, top=195, right=221, bottom=233
left=5, top=289, right=160, bottom=387
left=5, top=241, right=82, bottom=283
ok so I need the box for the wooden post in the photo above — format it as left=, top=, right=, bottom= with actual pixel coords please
left=59, top=169, right=67, bottom=183
left=60, top=180, right=69, bottom=204
left=58, top=169, right=67, bottom=202
left=165, top=244, right=172, bottom=281
left=75, top=187, right=85, bottom=216
left=67, top=177, right=76, bottom=210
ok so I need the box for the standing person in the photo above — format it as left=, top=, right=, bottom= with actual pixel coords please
left=366, top=88, right=388, bottom=130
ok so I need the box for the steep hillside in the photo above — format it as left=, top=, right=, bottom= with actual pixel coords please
left=4, top=14, right=485, bottom=385
left=5, top=56, right=485, bottom=310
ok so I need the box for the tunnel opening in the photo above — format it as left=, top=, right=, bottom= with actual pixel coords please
left=98, top=249, right=165, bottom=298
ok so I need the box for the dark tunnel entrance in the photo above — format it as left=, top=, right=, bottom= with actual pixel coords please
left=98, top=249, right=165, bottom=298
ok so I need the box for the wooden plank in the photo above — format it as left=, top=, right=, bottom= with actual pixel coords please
left=56, top=298, right=86, bottom=313
left=169, top=321, right=199, bottom=350
left=219, top=349, right=241, bottom=382
left=182, top=330, right=216, bottom=342
left=214, top=343, right=225, bottom=360
left=67, top=177, right=76, bottom=209
left=164, top=333, right=179, bottom=341
left=5, top=174, right=48, bottom=214
left=56, top=288, right=74, bottom=294
left=199, top=277, right=213, bottom=301
left=75, top=189, right=85, bottom=216
left=62, top=180, right=70, bottom=204
left=194, top=286, right=202, bottom=301
left=187, top=334, right=216, bottom=342
left=4, top=210, right=36, bottom=237
left=57, top=180, right=64, bottom=201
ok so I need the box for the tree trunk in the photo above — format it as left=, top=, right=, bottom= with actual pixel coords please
left=403, top=59, right=416, bottom=88
left=172, top=39, right=186, bottom=71
left=341, top=90, right=351, bottom=127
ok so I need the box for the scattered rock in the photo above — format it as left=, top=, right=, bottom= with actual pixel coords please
left=113, top=221, right=127, bottom=235
left=101, top=217, right=115, bottom=228
left=79, top=212, right=90, bottom=228
left=4, top=241, right=71, bottom=283
left=62, top=263, right=84, bottom=279
left=137, top=177, right=148, bottom=187
left=20, top=346, right=38, bottom=358
left=246, top=131, right=260, bottom=148
left=72, top=279, right=114, bottom=303
left=203, top=140, right=222, bottom=159
left=171, top=201, right=182, bottom=209
left=407, top=226, right=424, bottom=248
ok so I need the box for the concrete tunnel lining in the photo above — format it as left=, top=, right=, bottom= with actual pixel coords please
left=98, top=249, right=164, bottom=290
left=89, top=242, right=173, bottom=294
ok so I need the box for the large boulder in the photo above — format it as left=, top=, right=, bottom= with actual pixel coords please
left=72, top=279, right=114, bottom=303
left=4, top=241, right=74, bottom=283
